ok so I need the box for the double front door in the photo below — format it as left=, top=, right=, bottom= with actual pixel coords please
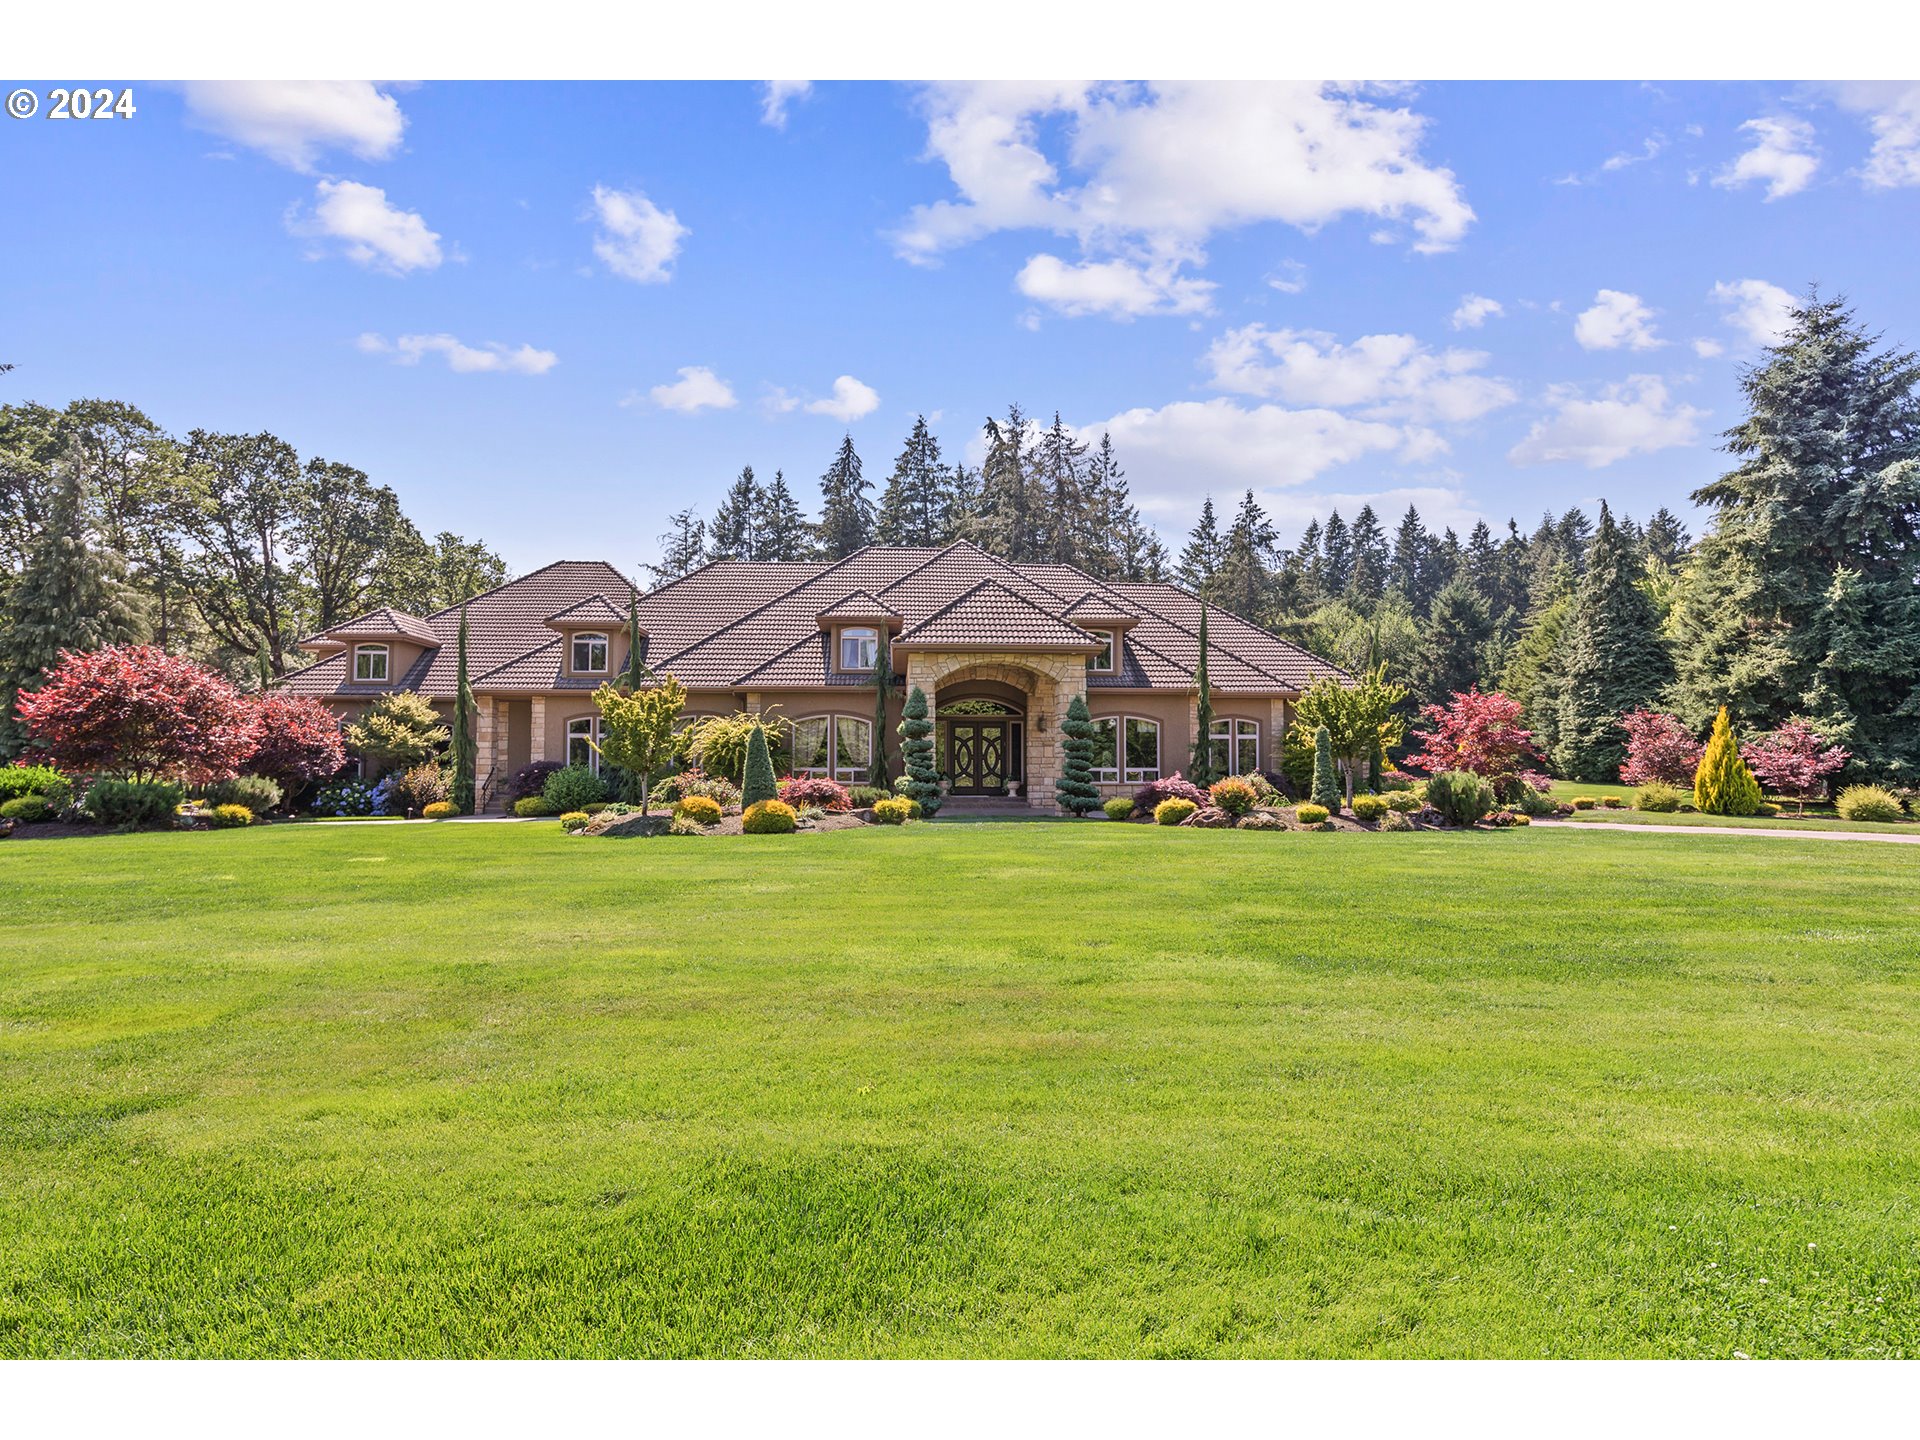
left=948, top=719, right=1010, bottom=794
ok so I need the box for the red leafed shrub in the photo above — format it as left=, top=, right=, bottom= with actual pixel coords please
left=1404, top=688, right=1542, bottom=780
left=1131, top=772, right=1208, bottom=815
left=244, top=691, right=347, bottom=795
left=1617, top=709, right=1704, bottom=785
left=17, top=646, right=255, bottom=783
left=1740, top=721, right=1849, bottom=811
left=777, top=774, right=851, bottom=811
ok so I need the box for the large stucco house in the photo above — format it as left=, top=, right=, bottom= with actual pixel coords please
left=281, top=540, right=1346, bottom=811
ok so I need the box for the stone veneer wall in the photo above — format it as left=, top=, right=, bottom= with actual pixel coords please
left=902, top=650, right=1088, bottom=810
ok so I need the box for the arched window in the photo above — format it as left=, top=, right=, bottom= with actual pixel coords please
left=353, top=644, right=389, bottom=682
left=1091, top=714, right=1160, bottom=783
left=792, top=714, right=873, bottom=783
left=1123, top=716, right=1160, bottom=783
left=571, top=632, right=609, bottom=673
left=1210, top=717, right=1260, bottom=776
left=566, top=716, right=604, bottom=771
left=837, top=626, right=879, bottom=672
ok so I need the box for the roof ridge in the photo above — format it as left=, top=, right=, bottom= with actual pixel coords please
left=1101, top=580, right=1296, bottom=690
left=421, top=560, right=637, bottom=625
left=897, top=576, right=1098, bottom=642
left=729, top=631, right=824, bottom=687
left=471, top=635, right=560, bottom=685
left=647, top=547, right=884, bottom=668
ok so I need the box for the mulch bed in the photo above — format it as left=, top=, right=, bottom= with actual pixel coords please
left=581, top=809, right=874, bottom=838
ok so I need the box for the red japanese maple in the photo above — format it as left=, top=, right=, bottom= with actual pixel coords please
left=1404, top=687, right=1542, bottom=779
left=16, top=645, right=256, bottom=783
left=1617, top=709, right=1705, bottom=785
left=1740, top=721, right=1849, bottom=813
left=245, top=691, right=348, bottom=795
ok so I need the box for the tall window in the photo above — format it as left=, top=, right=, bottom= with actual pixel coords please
left=1090, top=716, right=1119, bottom=782
left=1124, top=717, right=1160, bottom=783
left=571, top=632, right=609, bottom=673
left=793, top=714, right=872, bottom=783
left=1210, top=717, right=1260, bottom=777
left=838, top=626, right=879, bottom=672
left=353, top=645, right=388, bottom=682
left=1087, top=630, right=1116, bottom=673
left=566, top=716, right=605, bottom=771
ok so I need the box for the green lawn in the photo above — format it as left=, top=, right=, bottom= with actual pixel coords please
left=1543, top=779, right=1919, bottom=834
left=3, top=821, right=1918, bottom=1358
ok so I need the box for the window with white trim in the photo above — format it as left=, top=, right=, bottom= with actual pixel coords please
left=1123, top=716, right=1160, bottom=783
left=353, top=644, right=389, bottom=682
left=1090, top=716, right=1119, bottom=782
left=837, top=626, right=879, bottom=672
left=1089, top=630, right=1116, bottom=673
left=1210, top=717, right=1260, bottom=777
left=566, top=716, right=605, bottom=771
left=792, top=714, right=873, bottom=783
left=571, top=631, right=609, bottom=673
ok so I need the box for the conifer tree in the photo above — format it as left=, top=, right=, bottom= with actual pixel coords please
left=1034, top=412, right=1090, bottom=566
left=450, top=606, right=476, bottom=813
left=1318, top=510, right=1353, bottom=596
left=645, top=508, right=707, bottom=584
left=974, top=406, right=1040, bottom=560
left=1188, top=601, right=1216, bottom=783
left=742, top=721, right=778, bottom=807
left=1409, top=576, right=1493, bottom=706
left=1345, top=504, right=1388, bottom=608
left=1084, top=432, right=1146, bottom=579
left=1055, top=693, right=1102, bottom=815
left=897, top=685, right=942, bottom=815
left=1178, top=498, right=1224, bottom=595
left=754, top=470, right=812, bottom=561
left=1642, top=507, right=1691, bottom=569
left=1310, top=724, right=1341, bottom=811
left=1214, top=491, right=1276, bottom=621
left=706, top=466, right=762, bottom=561
left=875, top=416, right=951, bottom=548
left=623, top=592, right=648, bottom=688
left=813, top=436, right=873, bottom=559
left=1694, top=705, right=1763, bottom=816
left=870, top=642, right=893, bottom=786
left=1391, top=506, right=1434, bottom=610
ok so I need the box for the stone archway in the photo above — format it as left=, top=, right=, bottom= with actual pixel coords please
left=901, top=651, right=1084, bottom=809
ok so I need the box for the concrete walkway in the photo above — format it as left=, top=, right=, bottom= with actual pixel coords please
left=1533, top=819, right=1920, bottom=846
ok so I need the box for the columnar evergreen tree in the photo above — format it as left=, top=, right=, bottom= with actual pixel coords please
left=1409, top=576, right=1493, bottom=706
left=754, top=470, right=812, bottom=561
left=1550, top=502, right=1675, bottom=780
left=1188, top=601, right=1216, bottom=783
left=623, top=593, right=648, bottom=688
left=1694, top=705, right=1763, bottom=816
left=874, top=416, right=951, bottom=548
left=897, top=685, right=942, bottom=815
left=450, top=606, right=476, bottom=813
left=1055, top=693, right=1102, bottom=815
left=1318, top=510, right=1353, bottom=596
left=813, top=436, right=873, bottom=559
left=707, top=466, right=762, bottom=561
left=742, top=721, right=778, bottom=807
left=1178, top=498, right=1224, bottom=595
left=1310, top=725, right=1341, bottom=811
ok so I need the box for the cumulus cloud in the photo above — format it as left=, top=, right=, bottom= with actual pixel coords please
left=1832, top=83, right=1920, bottom=188
left=804, top=375, right=881, bottom=422
left=1710, top=278, right=1797, bottom=347
left=357, top=332, right=556, bottom=374
left=1450, top=294, right=1503, bottom=330
left=760, top=80, right=812, bottom=129
left=1692, top=337, right=1726, bottom=358
left=1015, top=254, right=1214, bottom=319
left=1713, top=116, right=1820, bottom=200
left=892, top=82, right=1473, bottom=320
left=643, top=366, right=736, bottom=414
left=1574, top=289, right=1663, bottom=351
left=180, top=81, right=407, bottom=172
left=1203, top=324, right=1515, bottom=424
left=589, top=184, right=688, bottom=284
left=1507, top=376, right=1705, bottom=468
left=291, top=180, right=442, bottom=273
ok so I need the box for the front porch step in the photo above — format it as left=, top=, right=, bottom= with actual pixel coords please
left=934, top=796, right=1044, bottom=818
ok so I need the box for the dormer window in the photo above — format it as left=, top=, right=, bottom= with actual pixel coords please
left=1089, top=631, right=1116, bottom=673
left=353, top=644, right=389, bottom=682
left=838, top=626, right=879, bottom=672
left=571, top=632, right=609, bottom=673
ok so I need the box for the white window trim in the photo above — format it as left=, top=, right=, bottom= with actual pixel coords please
left=793, top=712, right=874, bottom=783
left=836, top=626, right=880, bottom=674
left=1210, top=717, right=1261, bottom=776
left=1123, top=715, right=1161, bottom=784
left=1088, top=630, right=1117, bottom=674
left=565, top=715, right=605, bottom=773
left=353, top=644, right=389, bottom=682
left=571, top=631, right=610, bottom=675
left=1090, top=715, right=1120, bottom=783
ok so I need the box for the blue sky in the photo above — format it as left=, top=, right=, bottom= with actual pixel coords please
left=4, top=79, right=1918, bottom=572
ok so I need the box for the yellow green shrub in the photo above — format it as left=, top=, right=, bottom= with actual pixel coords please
left=1351, top=794, right=1389, bottom=822
left=422, top=801, right=457, bottom=820
left=559, top=811, right=590, bottom=832
left=742, top=799, right=798, bottom=834
left=872, top=796, right=914, bottom=825
left=674, top=795, right=724, bottom=827
left=1153, top=797, right=1198, bottom=826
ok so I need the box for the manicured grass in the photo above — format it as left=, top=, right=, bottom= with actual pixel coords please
left=1553, top=808, right=1920, bottom=835
left=1547, top=778, right=1641, bottom=804
left=3, top=822, right=1918, bottom=1358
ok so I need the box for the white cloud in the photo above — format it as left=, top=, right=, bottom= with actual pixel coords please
left=1692, top=337, right=1726, bottom=358
left=1507, top=376, right=1705, bottom=469
left=1601, top=133, right=1667, bottom=172
left=644, top=366, right=736, bottom=414
left=292, top=180, right=442, bottom=274
left=804, top=375, right=881, bottom=422
left=589, top=184, right=688, bottom=284
left=1574, top=289, right=1663, bottom=351
left=1713, top=116, right=1820, bottom=200
left=1203, top=324, right=1515, bottom=424
left=761, top=80, right=812, bottom=129
left=1710, top=278, right=1797, bottom=347
left=1832, top=83, right=1920, bottom=188
left=1263, top=484, right=1481, bottom=535
left=1450, top=294, right=1503, bottom=330
left=180, top=81, right=406, bottom=172
left=892, top=82, right=1473, bottom=320
left=1267, top=260, right=1308, bottom=294
left=1015, top=254, right=1214, bottom=319
left=357, top=332, right=556, bottom=375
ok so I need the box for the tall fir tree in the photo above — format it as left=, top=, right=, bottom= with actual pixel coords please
left=1391, top=506, right=1434, bottom=611
left=1345, top=504, right=1389, bottom=608
left=753, top=469, right=812, bottom=561
left=1178, top=497, right=1225, bottom=595
left=973, top=405, right=1041, bottom=560
left=813, top=435, right=874, bottom=560
left=645, top=508, right=707, bottom=584
left=706, top=465, right=762, bottom=562
left=874, top=415, right=951, bottom=548
left=1318, top=510, right=1353, bottom=596
left=1033, top=412, right=1090, bottom=566
left=1409, top=575, right=1493, bottom=706
left=1214, top=491, right=1276, bottom=621
left=1642, top=507, right=1692, bottom=569
left=1188, top=601, right=1216, bottom=783
left=1085, top=431, right=1147, bottom=579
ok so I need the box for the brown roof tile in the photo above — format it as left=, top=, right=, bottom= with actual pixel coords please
left=896, top=579, right=1103, bottom=651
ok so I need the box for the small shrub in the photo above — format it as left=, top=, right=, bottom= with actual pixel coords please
left=1835, top=785, right=1904, bottom=823
left=1208, top=776, right=1258, bottom=816
left=208, top=803, right=254, bottom=829
left=1601, top=797, right=1626, bottom=809
left=1350, top=794, right=1389, bottom=822
left=1383, top=790, right=1421, bottom=813
left=0, top=763, right=69, bottom=805
left=542, top=764, right=609, bottom=814
left=1183, top=806, right=1235, bottom=828
left=668, top=816, right=707, bottom=836
left=1232, top=772, right=1280, bottom=805
left=514, top=796, right=559, bottom=818
left=559, top=811, right=590, bottom=833
left=1423, top=770, right=1495, bottom=827
left=1379, top=809, right=1414, bottom=831
left=1153, top=797, right=1198, bottom=826
left=742, top=798, right=798, bottom=834
left=390, top=763, right=450, bottom=814
left=1513, top=787, right=1558, bottom=818
left=1633, top=781, right=1686, bottom=813
left=1134, top=774, right=1208, bottom=814
left=1485, top=808, right=1521, bottom=828
left=199, top=774, right=284, bottom=814
left=1295, top=803, right=1330, bottom=825
left=779, top=775, right=852, bottom=811
left=422, top=801, right=457, bottom=819
left=0, top=794, right=54, bottom=823
left=872, top=796, right=914, bottom=825
left=674, top=794, right=723, bottom=827
left=1755, top=801, right=1781, bottom=817
left=84, top=778, right=184, bottom=829
left=504, top=760, right=565, bottom=803
left=650, top=768, right=742, bottom=811
left=1103, top=797, right=1135, bottom=822
left=846, top=785, right=890, bottom=808
left=1571, top=796, right=1597, bottom=810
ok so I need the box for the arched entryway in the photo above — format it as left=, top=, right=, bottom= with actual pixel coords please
left=935, top=682, right=1027, bottom=796
left=902, top=653, right=1083, bottom=809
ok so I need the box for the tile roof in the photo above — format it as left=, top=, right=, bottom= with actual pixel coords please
left=303, top=605, right=442, bottom=648
left=896, top=579, right=1103, bottom=651
left=1063, top=592, right=1141, bottom=628
left=815, top=589, right=903, bottom=624
left=543, top=594, right=630, bottom=628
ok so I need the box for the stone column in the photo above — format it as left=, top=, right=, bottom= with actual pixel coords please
left=474, top=696, right=496, bottom=801
left=529, top=695, right=547, bottom=763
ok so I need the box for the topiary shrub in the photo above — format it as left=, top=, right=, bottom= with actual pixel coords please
left=1350, top=794, right=1389, bottom=822
left=513, top=795, right=559, bottom=817
left=1634, top=781, right=1686, bottom=813
left=1294, top=803, right=1330, bottom=826
left=199, top=774, right=283, bottom=814
left=559, top=811, right=590, bottom=832
left=1571, top=796, right=1597, bottom=810
left=778, top=775, right=851, bottom=811
left=1310, top=725, right=1341, bottom=811
left=1379, top=809, right=1414, bottom=831
left=422, top=801, right=457, bottom=819
left=1055, top=695, right=1104, bottom=816
left=505, top=760, right=565, bottom=804
left=742, top=798, right=798, bottom=833
left=1103, top=796, right=1135, bottom=822
left=674, top=794, right=723, bottom=827
left=1154, top=797, right=1198, bottom=826
left=208, top=803, right=254, bottom=828
left=0, top=794, right=54, bottom=823
left=742, top=725, right=779, bottom=808
left=872, top=796, right=914, bottom=825
left=1132, top=774, right=1207, bottom=814
left=1424, top=770, right=1495, bottom=827
left=1835, top=785, right=1904, bottom=823
left=1694, top=705, right=1762, bottom=816
left=83, top=779, right=183, bottom=829
left=541, top=764, right=608, bottom=813
left=1208, top=776, right=1258, bottom=816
